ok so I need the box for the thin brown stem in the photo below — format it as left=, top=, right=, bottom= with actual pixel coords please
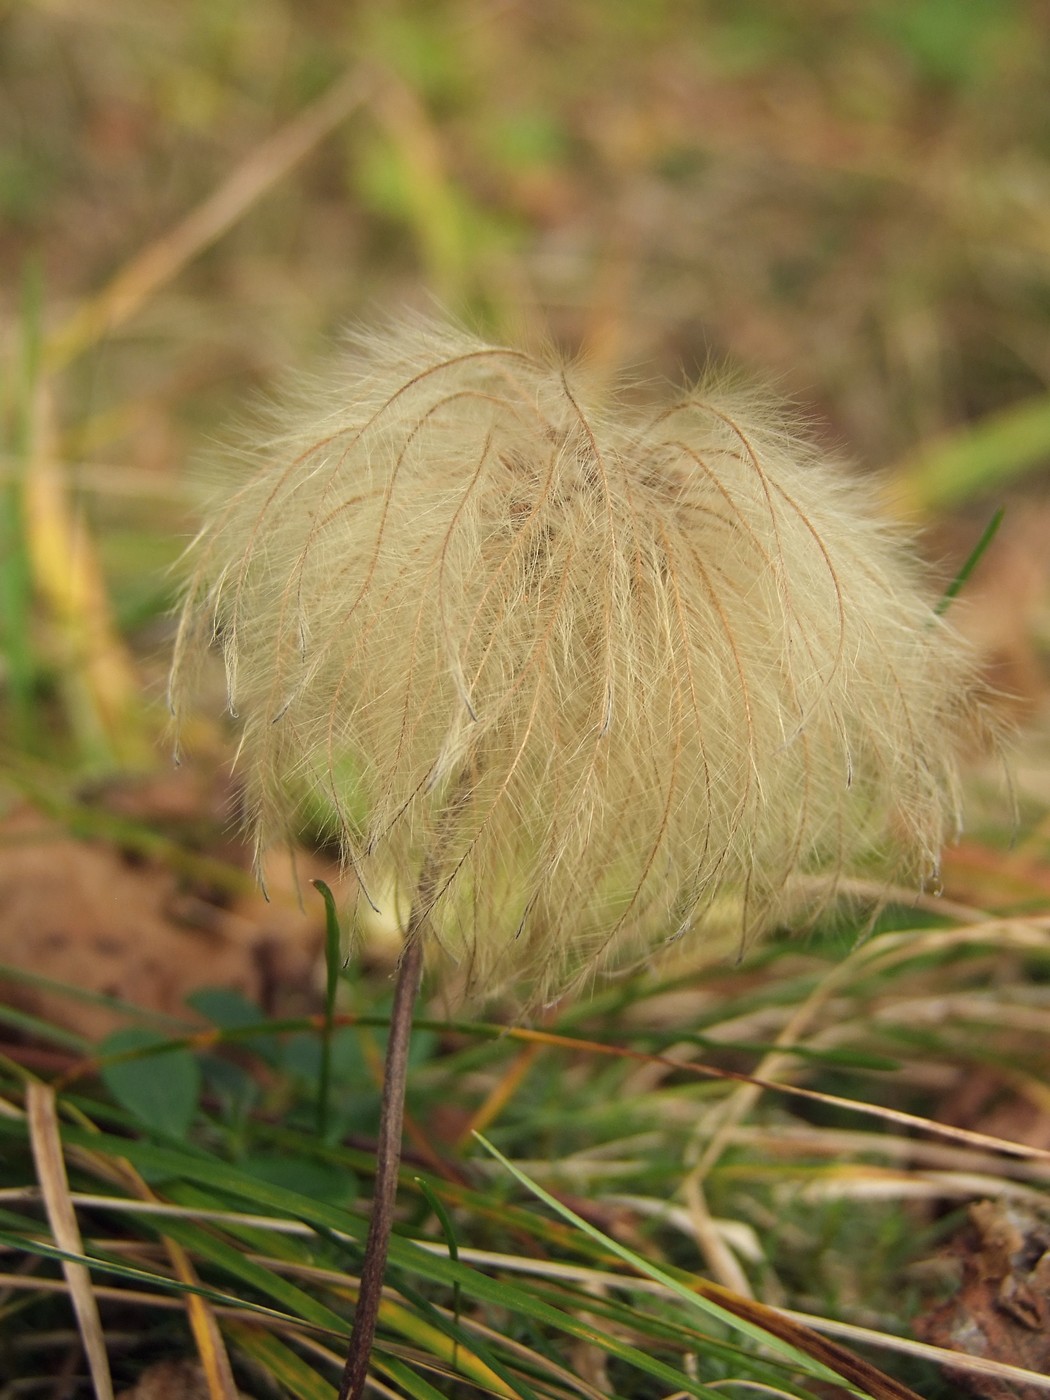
left=338, top=775, right=473, bottom=1397
left=338, top=925, right=425, bottom=1400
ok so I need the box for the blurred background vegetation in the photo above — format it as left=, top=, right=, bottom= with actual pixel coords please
left=3, top=2, right=1050, bottom=1397
left=5, top=0, right=1050, bottom=771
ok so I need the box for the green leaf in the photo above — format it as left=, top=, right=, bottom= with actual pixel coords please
left=186, top=987, right=281, bottom=1064
left=98, top=1027, right=200, bottom=1140
left=186, top=986, right=265, bottom=1028
left=199, top=1054, right=260, bottom=1125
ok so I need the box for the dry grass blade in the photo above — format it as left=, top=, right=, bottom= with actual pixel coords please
left=687, top=914, right=1050, bottom=1180
left=680, top=1172, right=753, bottom=1296
left=788, top=1309, right=1050, bottom=1396
left=45, top=67, right=373, bottom=372
left=702, top=1291, right=925, bottom=1400
left=498, top=1023, right=1050, bottom=1164
left=67, top=1143, right=241, bottom=1400
left=26, top=1082, right=114, bottom=1400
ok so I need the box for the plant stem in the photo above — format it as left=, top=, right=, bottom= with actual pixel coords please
left=337, top=918, right=426, bottom=1400
left=339, top=773, right=471, bottom=1398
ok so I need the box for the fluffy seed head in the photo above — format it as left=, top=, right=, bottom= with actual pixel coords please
left=170, top=320, right=987, bottom=1007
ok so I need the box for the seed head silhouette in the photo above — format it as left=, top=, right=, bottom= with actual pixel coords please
left=171, top=320, right=983, bottom=1006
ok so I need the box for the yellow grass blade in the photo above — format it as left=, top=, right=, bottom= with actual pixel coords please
left=23, top=384, right=143, bottom=766
left=165, top=1235, right=240, bottom=1400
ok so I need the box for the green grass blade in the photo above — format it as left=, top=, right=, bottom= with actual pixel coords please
left=0, top=1002, right=91, bottom=1051
left=0, top=1229, right=327, bottom=1329
left=0, top=260, right=43, bottom=748
left=373, top=1354, right=453, bottom=1400
left=0, top=961, right=192, bottom=1033
left=475, top=1133, right=869, bottom=1396
left=934, top=505, right=1005, bottom=616
left=4, top=1113, right=718, bottom=1395
left=132, top=1213, right=349, bottom=1334
left=312, top=878, right=342, bottom=1139
left=414, top=1174, right=462, bottom=1372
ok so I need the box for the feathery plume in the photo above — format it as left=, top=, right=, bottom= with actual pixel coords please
left=170, top=317, right=993, bottom=1398
left=170, top=319, right=985, bottom=1008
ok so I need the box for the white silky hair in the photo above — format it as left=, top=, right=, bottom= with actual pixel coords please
left=170, top=319, right=991, bottom=1007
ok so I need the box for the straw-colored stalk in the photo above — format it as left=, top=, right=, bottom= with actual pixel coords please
left=171, top=319, right=987, bottom=1009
